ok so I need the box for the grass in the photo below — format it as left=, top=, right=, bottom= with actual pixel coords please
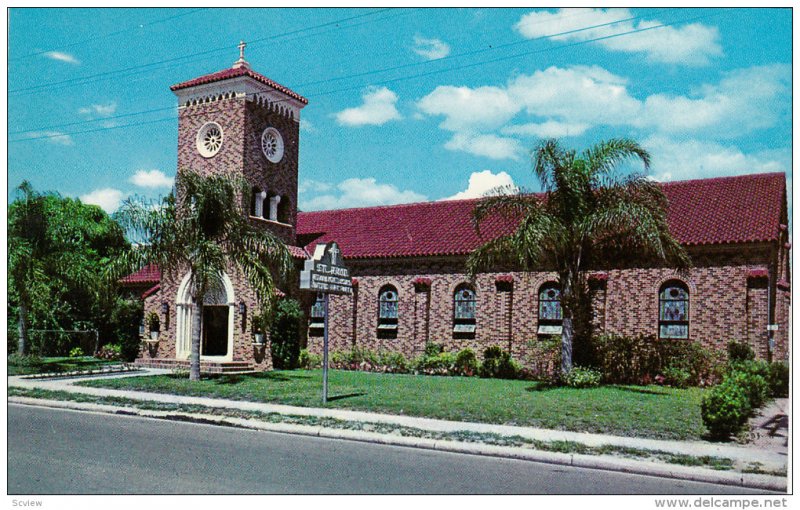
left=79, top=369, right=707, bottom=440
left=8, top=386, right=733, bottom=471
left=7, top=356, right=121, bottom=376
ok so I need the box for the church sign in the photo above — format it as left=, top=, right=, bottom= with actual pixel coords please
left=300, top=242, right=352, bottom=295
left=299, top=241, right=350, bottom=404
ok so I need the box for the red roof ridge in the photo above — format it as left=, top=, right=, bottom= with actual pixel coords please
left=171, top=66, right=308, bottom=104
left=658, top=171, right=786, bottom=187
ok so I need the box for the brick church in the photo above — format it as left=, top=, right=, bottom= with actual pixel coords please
left=123, top=49, right=791, bottom=373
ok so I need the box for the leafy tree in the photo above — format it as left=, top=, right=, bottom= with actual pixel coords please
left=8, top=181, right=131, bottom=355
left=468, top=138, right=690, bottom=375
left=112, top=171, right=293, bottom=380
left=269, top=298, right=305, bottom=369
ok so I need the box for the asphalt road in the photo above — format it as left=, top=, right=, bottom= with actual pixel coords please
left=8, top=404, right=769, bottom=495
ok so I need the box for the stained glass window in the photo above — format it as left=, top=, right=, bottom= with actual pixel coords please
left=453, top=285, right=477, bottom=334
left=659, top=281, right=689, bottom=339
left=538, top=283, right=562, bottom=335
left=379, top=286, right=398, bottom=320
left=454, top=287, right=476, bottom=320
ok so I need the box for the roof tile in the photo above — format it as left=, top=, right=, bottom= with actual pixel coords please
left=171, top=66, right=308, bottom=104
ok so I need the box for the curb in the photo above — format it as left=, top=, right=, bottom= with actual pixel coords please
left=9, top=397, right=787, bottom=492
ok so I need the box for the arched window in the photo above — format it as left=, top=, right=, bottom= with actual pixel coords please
left=277, top=195, right=291, bottom=224
left=453, top=285, right=477, bottom=335
left=659, top=281, right=689, bottom=339
left=378, top=285, right=398, bottom=337
left=251, top=187, right=266, bottom=218
left=309, top=292, right=325, bottom=336
left=537, top=282, right=563, bottom=335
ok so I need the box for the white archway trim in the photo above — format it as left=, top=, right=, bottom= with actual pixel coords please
left=175, top=271, right=236, bottom=362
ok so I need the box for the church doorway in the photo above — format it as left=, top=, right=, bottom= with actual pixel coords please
left=176, top=272, right=235, bottom=361
left=202, top=306, right=229, bottom=356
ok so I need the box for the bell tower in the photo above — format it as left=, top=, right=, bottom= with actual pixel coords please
left=170, top=41, right=308, bottom=243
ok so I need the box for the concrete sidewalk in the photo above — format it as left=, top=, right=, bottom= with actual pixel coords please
left=7, top=371, right=787, bottom=472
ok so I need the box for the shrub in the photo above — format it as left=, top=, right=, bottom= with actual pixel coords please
left=69, top=346, right=84, bottom=358
left=662, top=365, right=691, bottom=389
left=95, top=343, right=122, bottom=361
left=564, top=366, right=601, bottom=388
left=415, top=351, right=456, bottom=376
left=702, top=379, right=752, bottom=439
left=349, top=346, right=379, bottom=366
left=454, top=348, right=479, bottom=377
left=298, top=349, right=322, bottom=369
left=479, top=346, right=520, bottom=379
left=726, top=370, right=769, bottom=410
left=727, top=340, right=755, bottom=363
left=767, top=362, right=789, bottom=398
left=269, top=299, right=304, bottom=369
left=8, top=353, right=43, bottom=367
left=424, top=342, right=443, bottom=357
left=379, top=351, right=410, bottom=373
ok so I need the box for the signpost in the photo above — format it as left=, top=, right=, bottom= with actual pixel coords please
left=299, top=242, right=352, bottom=403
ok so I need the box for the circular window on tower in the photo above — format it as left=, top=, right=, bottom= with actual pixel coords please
left=261, top=127, right=285, bottom=163
left=196, top=122, right=224, bottom=158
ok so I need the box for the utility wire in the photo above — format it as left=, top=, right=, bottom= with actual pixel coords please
left=10, top=8, right=663, bottom=135
left=9, top=8, right=393, bottom=95
left=10, top=8, right=207, bottom=61
left=10, top=9, right=729, bottom=144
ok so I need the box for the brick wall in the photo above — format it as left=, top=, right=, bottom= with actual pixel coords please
left=302, top=245, right=782, bottom=364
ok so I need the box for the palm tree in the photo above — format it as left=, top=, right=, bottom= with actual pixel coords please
left=467, top=138, right=691, bottom=376
left=112, top=171, right=293, bottom=380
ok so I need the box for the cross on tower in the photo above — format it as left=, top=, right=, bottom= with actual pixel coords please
left=232, top=40, right=249, bottom=69
left=329, top=244, right=340, bottom=265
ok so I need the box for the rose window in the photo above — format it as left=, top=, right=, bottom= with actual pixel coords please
left=196, top=122, right=223, bottom=158
left=261, top=127, right=284, bottom=163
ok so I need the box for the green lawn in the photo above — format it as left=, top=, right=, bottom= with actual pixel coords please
left=8, top=356, right=120, bottom=376
left=80, top=370, right=708, bottom=440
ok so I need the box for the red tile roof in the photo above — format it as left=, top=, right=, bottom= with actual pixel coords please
left=120, top=264, right=161, bottom=285
left=296, top=173, right=787, bottom=259
left=170, top=66, right=308, bottom=104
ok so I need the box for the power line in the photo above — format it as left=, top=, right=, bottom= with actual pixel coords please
left=9, top=8, right=661, bottom=136
left=9, top=8, right=394, bottom=96
left=9, top=9, right=730, bottom=144
left=10, top=8, right=207, bottom=61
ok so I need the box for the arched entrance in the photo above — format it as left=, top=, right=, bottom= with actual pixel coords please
left=175, top=272, right=235, bottom=361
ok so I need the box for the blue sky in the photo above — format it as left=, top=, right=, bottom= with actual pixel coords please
left=8, top=7, right=792, bottom=213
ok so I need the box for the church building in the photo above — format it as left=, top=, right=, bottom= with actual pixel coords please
left=122, top=48, right=791, bottom=374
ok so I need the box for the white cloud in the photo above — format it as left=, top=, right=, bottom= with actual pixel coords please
left=300, top=177, right=426, bottom=211
left=335, top=87, right=402, bottom=126
left=442, top=170, right=519, bottom=201
left=445, top=132, right=523, bottom=161
left=637, top=64, right=790, bottom=137
left=506, top=65, right=640, bottom=127
left=80, top=188, right=125, bottom=213
left=412, top=35, right=451, bottom=60
left=501, top=120, right=590, bottom=138
left=78, top=102, right=117, bottom=117
left=129, top=169, right=174, bottom=189
left=27, top=130, right=74, bottom=145
left=417, top=85, right=520, bottom=132
left=298, top=179, right=333, bottom=194
left=515, top=8, right=722, bottom=65
left=643, top=135, right=790, bottom=182
left=43, top=51, right=80, bottom=64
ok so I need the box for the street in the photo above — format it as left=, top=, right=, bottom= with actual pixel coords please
left=8, top=403, right=769, bottom=495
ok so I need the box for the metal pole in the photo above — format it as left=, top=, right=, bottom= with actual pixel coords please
left=322, top=292, right=329, bottom=404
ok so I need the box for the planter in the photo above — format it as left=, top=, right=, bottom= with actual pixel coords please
left=149, top=331, right=159, bottom=342
left=253, top=333, right=265, bottom=346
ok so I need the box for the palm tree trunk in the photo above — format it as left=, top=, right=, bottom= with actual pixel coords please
left=17, top=299, right=29, bottom=355
left=190, top=298, right=202, bottom=380
left=561, top=316, right=574, bottom=376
